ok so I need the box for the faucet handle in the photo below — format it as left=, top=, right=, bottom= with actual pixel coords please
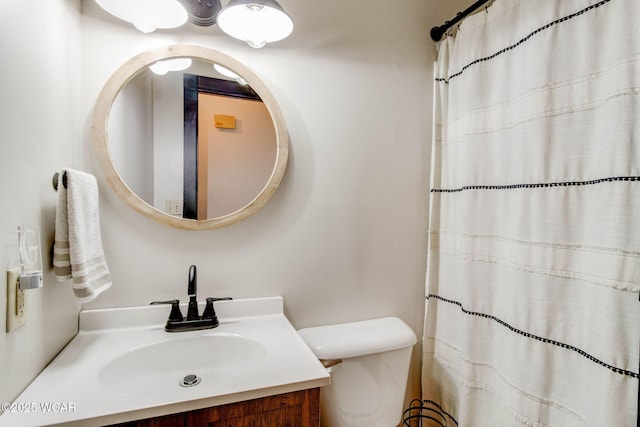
left=150, top=299, right=184, bottom=322
left=202, top=297, right=233, bottom=321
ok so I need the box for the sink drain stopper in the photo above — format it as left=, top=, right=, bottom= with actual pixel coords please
left=180, top=374, right=201, bottom=387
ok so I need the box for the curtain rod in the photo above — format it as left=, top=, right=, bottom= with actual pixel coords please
left=430, top=0, right=492, bottom=41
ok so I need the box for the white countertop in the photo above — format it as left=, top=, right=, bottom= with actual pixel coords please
left=0, top=297, right=330, bottom=426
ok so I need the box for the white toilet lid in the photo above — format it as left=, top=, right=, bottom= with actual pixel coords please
left=298, top=317, right=417, bottom=359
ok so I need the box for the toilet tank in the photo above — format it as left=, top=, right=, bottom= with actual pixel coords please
left=298, top=317, right=417, bottom=427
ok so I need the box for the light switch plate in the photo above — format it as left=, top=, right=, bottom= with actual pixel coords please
left=6, top=268, right=27, bottom=333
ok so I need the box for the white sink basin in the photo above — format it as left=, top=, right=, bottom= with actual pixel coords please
left=98, top=333, right=267, bottom=394
left=2, top=297, right=330, bottom=427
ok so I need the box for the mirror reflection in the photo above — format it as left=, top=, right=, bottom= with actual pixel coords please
left=108, top=58, right=277, bottom=220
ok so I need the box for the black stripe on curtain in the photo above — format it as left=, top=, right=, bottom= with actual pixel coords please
left=435, top=0, right=613, bottom=84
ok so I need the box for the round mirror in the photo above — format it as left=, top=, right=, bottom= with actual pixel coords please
left=92, top=44, right=289, bottom=230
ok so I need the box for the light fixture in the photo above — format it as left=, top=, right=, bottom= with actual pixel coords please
left=216, top=0, right=294, bottom=48
left=149, top=58, right=193, bottom=75
left=95, top=0, right=188, bottom=33
left=94, top=0, right=293, bottom=48
left=178, top=0, right=222, bottom=26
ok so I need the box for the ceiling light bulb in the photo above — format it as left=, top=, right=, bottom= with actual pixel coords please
left=133, top=22, right=157, bottom=34
left=149, top=62, right=168, bottom=75
left=217, top=0, right=293, bottom=48
left=213, top=64, right=240, bottom=79
left=247, top=39, right=267, bottom=49
left=213, top=64, right=248, bottom=85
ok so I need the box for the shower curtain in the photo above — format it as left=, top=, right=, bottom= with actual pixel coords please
left=422, top=0, right=639, bottom=426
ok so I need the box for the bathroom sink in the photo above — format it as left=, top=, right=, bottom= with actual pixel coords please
left=1, top=297, right=330, bottom=426
left=98, top=333, right=267, bottom=394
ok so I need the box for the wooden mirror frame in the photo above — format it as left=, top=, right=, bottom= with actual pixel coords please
left=92, top=44, right=289, bottom=230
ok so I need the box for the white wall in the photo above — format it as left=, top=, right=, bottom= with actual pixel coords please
left=1, top=0, right=470, bottom=411
left=0, top=0, right=82, bottom=405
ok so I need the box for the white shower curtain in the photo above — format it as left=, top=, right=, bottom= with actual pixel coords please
left=422, top=0, right=639, bottom=426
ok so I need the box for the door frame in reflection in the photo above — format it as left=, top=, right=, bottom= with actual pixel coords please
left=183, top=74, right=262, bottom=220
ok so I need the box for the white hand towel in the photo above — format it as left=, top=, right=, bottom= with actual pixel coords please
left=53, top=168, right=111, bottom=302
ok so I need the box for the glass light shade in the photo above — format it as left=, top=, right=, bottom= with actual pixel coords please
left=149, top=58, right=192, bottom=75
left=217, top=0, right=293, bottom=48
left=95, top=0, right=188, bottom=33
left=213, top=64, right=248, bottom=85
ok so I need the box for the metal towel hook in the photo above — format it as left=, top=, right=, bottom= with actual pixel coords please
left=52, top=172, right=67, bottom=191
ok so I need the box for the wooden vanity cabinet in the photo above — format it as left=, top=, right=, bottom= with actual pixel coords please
left=110, top=388, right=320, bottom=427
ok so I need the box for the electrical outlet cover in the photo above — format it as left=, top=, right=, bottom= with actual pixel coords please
left=165, top=200, right=183, bottom=216
left=6, top=268, right=27, bottom=333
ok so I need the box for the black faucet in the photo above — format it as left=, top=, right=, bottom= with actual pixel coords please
left=151, top=265, right=231, bottom=332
